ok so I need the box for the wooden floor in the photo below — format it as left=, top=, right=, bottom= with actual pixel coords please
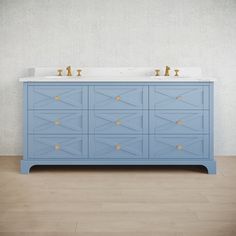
left=0, top=156, right=236, bottom=236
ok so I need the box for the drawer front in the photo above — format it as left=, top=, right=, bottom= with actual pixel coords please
left=149, top=135, right=209, bottom=159
left=89, top=110, right=148, bottom=134
left=89, top=135, right=148, bottom=159
left=149, top=110, right=209, bottom=134
left=28, top=110, right=88, bottom=134
left=28, top=85, right=88, bottom=110
left=28, top=135, right=88, bottom=159
left=89, top=86, right=148, bottom=109
left=149, top=86, right=209, bottom=110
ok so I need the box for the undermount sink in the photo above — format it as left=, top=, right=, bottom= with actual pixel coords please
left=44, top=76, right=83, bottom=79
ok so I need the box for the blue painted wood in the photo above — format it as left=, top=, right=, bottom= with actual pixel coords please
left=28, top=85, right=88, bottom=110
left=28, top=110, right=88, bottom=134
left=89, top=135, right=148, bottom=159
left=209, top=83, right=214, bottom=160
left=149, top=110, right=209, bottom=134
left=28, top=135, right=88, bottom=159
left=27, top=82, right=211, bottom=86
left=89, top=110, right=148, bottom=134
left=21, top=82, right=216, bottom=174
left=20, top=159, right=216, bottom=174
left=149, top=135, right=209, bottom=159
left=149, top=85, right=209, bottom=110
left=23, top=83, right=28, bottom=161
left=89, top=85, right=148, bottom=109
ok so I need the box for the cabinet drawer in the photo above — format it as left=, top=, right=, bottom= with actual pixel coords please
left=149, top=86, right=209, bottom=110
left=149, top=135, right=209, bottom=159
left=28, top=85, right=88, bottom=110
left=89, top=135, right=148, bottom=159
left=149, top=110, right=209, bottom=134
left=89, top=110, right=148, bottom=134
left=89, top=86, right=148, bottom=109
left=28, top=135, right=88, bottom=159
left=28, top=110, right=88, bottom=134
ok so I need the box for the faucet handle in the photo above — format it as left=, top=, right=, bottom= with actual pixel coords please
left=174, top=69, right=180, bottom=76
left=77, top=69, right=82, bottom=76
left=57, top=69, right=63, bottom=76
left=155, top=69, right=160, bottom=76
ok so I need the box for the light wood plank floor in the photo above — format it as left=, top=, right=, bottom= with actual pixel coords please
left=0, top=156, right=236, bottom=236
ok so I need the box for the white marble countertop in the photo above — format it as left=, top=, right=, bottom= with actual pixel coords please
left=19, top=67, right=215, bottom=82
left=19, top=76, right=215, bottom=82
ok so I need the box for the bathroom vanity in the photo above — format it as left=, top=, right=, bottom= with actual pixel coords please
left=19, top=67, right=216, bottom=174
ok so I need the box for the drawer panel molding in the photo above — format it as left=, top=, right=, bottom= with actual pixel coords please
left=28, top=86, right=88, bottom=110
left=149, top=135, right=209, bottom=159
left=89, top=110, right=148, bottom=134
left=150, top=86, right=209, bottom=110
left=149, top=110, right=209, bottom=134
left=28, top=135, right=88, bottom=159
left=89, top=86, right=148, bottom=109
left=28, top=110, right=88, bottom=134
left=89, top=135, right=148, bottom=159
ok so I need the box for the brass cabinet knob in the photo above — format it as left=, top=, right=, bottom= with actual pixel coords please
left=115, top=144, right=121, bottom=151
left=115, top=119, right=122, bottom=126
left=176, top=120, right=184, bottom=125
left=115, top=95, right=121, bottom=102
left=54, top=96, right=61, bottom=101
left=55, top=144, right=61, bottom=150
left=176, top=144, right=183, bottom=150
left=176, top=96, right=182, bottom=100
left=54, top=119, right=61, bottom=126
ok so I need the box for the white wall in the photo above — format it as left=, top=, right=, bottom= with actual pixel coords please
left=0, top=0, right=236, bottom=155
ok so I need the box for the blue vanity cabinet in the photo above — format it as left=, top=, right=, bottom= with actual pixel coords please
left=21, top=82, right=216, bottom=174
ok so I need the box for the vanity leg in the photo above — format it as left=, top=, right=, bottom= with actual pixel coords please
left=204, top=161, right=216, bottom=174
left=20, top=160, right=32, bottom=174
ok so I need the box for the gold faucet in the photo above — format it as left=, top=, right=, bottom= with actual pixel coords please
left=164, top=66, right=171, bottom=76
left=66, top=66, right=72, bottom=76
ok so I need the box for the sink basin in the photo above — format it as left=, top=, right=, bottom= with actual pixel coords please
left=150, top=76, right=187, bottom=79
left=44, top=76, right=82, bottom=79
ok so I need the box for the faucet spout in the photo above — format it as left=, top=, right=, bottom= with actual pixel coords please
left=66, top=66, right=72, bottom=76
left=164, top=66, right=171, bottom=76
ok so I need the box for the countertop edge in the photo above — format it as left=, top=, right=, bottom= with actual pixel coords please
left=19, top=76, right=216, bottom=82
